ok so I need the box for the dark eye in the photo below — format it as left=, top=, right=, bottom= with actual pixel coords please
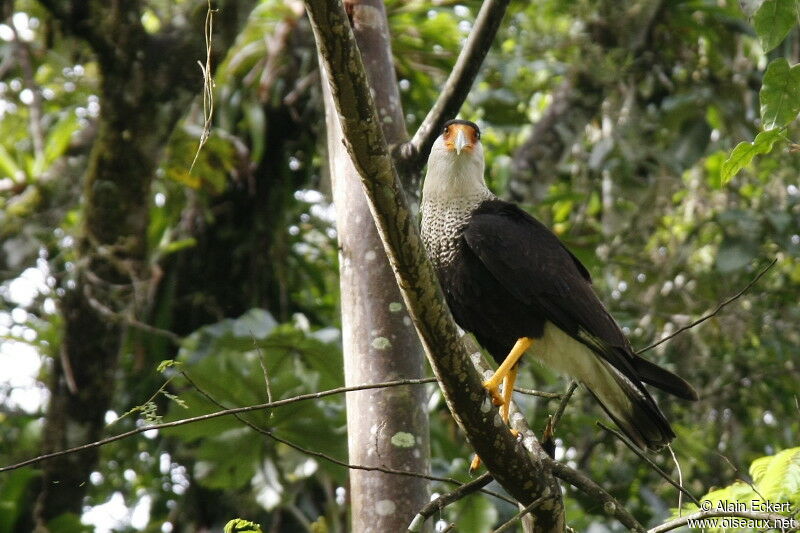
left=442, top=126, right=448, bottom=135
left=476, top=131, right=481, bottom=140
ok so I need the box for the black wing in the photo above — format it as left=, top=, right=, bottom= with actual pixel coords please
left=463, top=200, right=697, bottom=401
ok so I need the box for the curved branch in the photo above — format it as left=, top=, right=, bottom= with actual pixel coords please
left=0, top=377, right=434, bottom=473
left=548, top=460, right=646, bottom=532
left=637, top=257, right=777, bottom=353
left=303, top=0, right=563, bottom=528
left=399, top=0, right=511, bottom=171
left=407, top=473, right=494, bottom=532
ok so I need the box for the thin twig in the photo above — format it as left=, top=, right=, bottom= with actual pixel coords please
left=181, top=373, right=515, bottom=506
left=492, top=496, right=545, bottom=533
left=647, top=510, right=798, bottom=533
left=550, top=381, right=578, bottom=431
left=402, top=0, right=511, bottom=170
left=666, top=445, right=683, bottom=515
left=190, top=0, right=215, bottom=172
left=547, top=459, right=646, bottom=533
left=597, top=422, right=700, bottom=506
left=638, top=258, right=777, bottom=354
left=513, top=386, right=562, bottom=399
left=715, top=452, right=766, bottom=502
left=407, top=473, right=493, bottom=532
left=0, top=377, right=437, bottom=473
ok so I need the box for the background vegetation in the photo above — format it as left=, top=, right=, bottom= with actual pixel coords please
left=0, top=0, right=798, bottom=531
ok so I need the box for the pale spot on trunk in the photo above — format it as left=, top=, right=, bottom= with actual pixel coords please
left=375, top=499, right=396, bottom=516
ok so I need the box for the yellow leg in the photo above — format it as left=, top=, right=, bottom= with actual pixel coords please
left=483, top=337, right=533, bottom=405
left=470, top=365, right=521, bottom=473
left=499, top=366, right=518, bottom=424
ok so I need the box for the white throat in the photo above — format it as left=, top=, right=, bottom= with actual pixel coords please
left=421, top=137, right=491, bottom=202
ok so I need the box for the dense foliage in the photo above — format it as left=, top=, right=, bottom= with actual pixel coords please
left=1, top=0, right=798, bottom=531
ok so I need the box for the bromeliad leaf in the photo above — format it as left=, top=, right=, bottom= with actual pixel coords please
left=753, top=0, right=800, bottom=53
left=720, top=129, right=784, bottom=184
left=760, top=58, right=800, bottom=129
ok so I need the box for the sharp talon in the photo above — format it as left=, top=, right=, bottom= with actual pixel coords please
left=469, top=454, right=482, bottom=473
left=510, top=428, right=520, bottom=438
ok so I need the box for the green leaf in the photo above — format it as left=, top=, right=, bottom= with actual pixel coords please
left=43, top=113, right=78, bottom=167
left=750, top=446, right=800, bottom=503
left=753, top=0, right=799, bottom=52
left=224, top=518, right=263, bottom=533
left=760, top=58, right=800, bottom=129
left=0, top=144, right=23, bottom=182
left=720, top=129, right=783, bottom=184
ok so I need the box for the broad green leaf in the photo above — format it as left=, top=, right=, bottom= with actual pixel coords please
left=760, top=58, right=800, bottom=129
left=750, top=446, right=800, bottom=504
left=720, top=128, right=783, bottom=183
left=753, top=0, right=800, bottom=52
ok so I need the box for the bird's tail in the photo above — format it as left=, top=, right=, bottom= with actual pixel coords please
left=583, top=359, right=676, bottom=450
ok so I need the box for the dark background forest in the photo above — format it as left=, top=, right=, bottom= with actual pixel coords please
left=0, top=0, right=798, bottom=531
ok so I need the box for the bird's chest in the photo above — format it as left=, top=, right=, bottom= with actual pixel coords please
left=420, top=197, right=480, bottom=268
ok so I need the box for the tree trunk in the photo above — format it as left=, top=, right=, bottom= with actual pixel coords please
left=32, top=2, right=253, bottom=526
left=321, top=1, right=431, bottom=531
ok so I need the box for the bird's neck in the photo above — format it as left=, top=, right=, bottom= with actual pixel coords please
left=420, top=154, right=494, bottom=267
left=421, top=152, right=491, bottom=202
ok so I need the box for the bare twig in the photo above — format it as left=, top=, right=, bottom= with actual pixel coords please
left=407, top=473, right=493, bottom=532
left=0, top=377, right=436, bottom=473
left=492, top=496, right=546, bottom=533
left=182, top=372, right=515, bottom=506
left=666, top=445, right=684, bottom=515
left=547, top=459, right=646, bottom=533
left=402, top=0, right=511, bottom=169
left=597, top=422, right=700, bottom=506
left=647, top=510, right=798, bottom=533
left=638, top=258, right=777, bottom=354
left=550, top=381, right=578, bottom=431
left=190, top=0, right=216, bottom=172
left=514, top=386, right=562, bottom=399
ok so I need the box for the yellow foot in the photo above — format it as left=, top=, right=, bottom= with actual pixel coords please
left=469, top=454, right=482, bottom=473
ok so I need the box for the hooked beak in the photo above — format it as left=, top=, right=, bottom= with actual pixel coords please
left=454, top=128, right=469, bottom=155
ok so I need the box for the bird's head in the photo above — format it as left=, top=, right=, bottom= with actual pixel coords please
left=423, top=119, right=488, bottom=200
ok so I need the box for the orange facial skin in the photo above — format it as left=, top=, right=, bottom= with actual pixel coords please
left=443, top=123, right=480, bottom=153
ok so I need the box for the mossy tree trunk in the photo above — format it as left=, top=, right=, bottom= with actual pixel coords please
left=32, top=1, right=254, bottom=526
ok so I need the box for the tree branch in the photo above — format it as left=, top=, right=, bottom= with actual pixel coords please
left=303, top=0, right=563, bottom=528
left=638, top=257, right=777, bottom=354
left=0, top=377, right=434, bottom=473
left=399, top=0, right=511, bottom=172
left=547, top=460, right=646, bottom=532
left=407, top=473, right=493, bottom=532
left=597, top=422, right=700, bottom=506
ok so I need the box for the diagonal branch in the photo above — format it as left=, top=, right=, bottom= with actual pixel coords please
left=303, top=0, right=564, bottom=528
left=399, top=0, right=511, bottom=171
left=638, top=257, right=777, bottom=354
left=407, top=473, right=494, bottom=532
